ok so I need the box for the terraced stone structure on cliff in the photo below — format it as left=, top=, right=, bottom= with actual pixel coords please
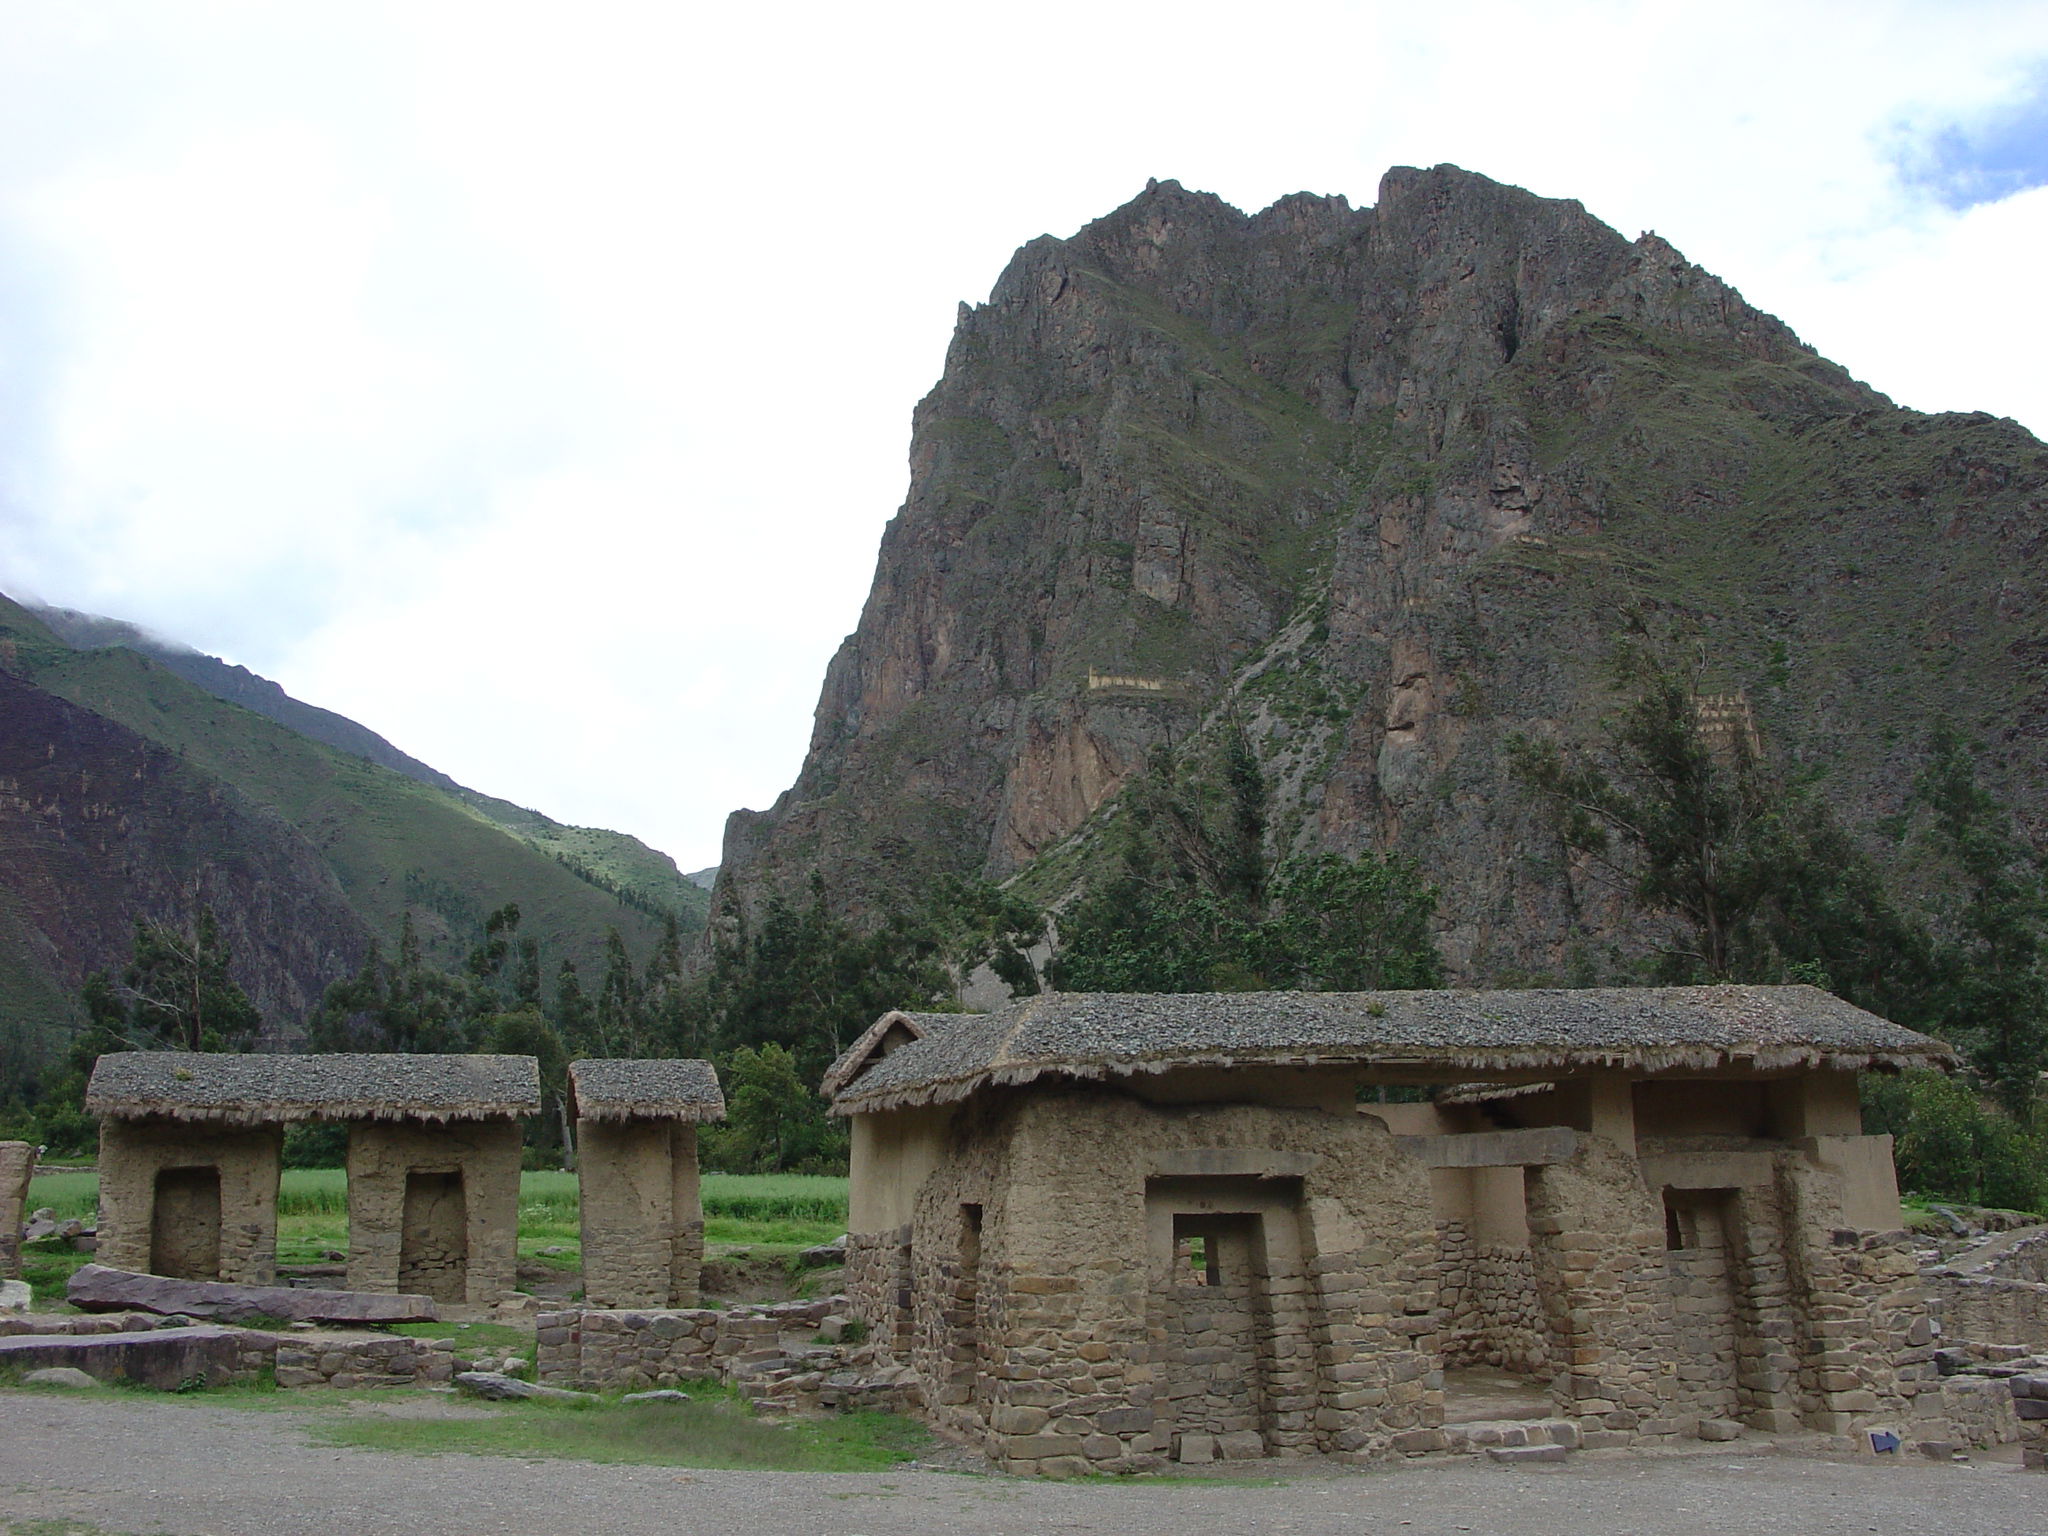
left=569, top=1058, right=725, bottom=1307
left=827, top=986, right=1959, bottom=1474
left=87, top=1052, right=539, bottom=1300
left=713, top=166, right=2048, bottom=978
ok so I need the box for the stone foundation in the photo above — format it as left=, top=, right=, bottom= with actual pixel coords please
left=273, top=1335, right=461, bottom=1389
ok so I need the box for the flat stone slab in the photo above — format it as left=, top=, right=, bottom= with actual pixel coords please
left=455, top=1371, right=597, bottom=1403
left=0, top=1326, right=248, bottom=1390
left=1487, top=1443, right=1569, bottom=1463
left=67, top=1265, right=438, bottom=1325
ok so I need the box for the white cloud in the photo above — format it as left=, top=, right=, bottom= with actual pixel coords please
left=1, top=0, right=2045, bottom=867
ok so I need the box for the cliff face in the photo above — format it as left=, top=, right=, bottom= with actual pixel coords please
left=713, top=166, right=2048, bottom=978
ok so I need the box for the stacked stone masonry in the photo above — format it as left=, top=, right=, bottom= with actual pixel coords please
left=0, top=1141, right=34, bottom=1280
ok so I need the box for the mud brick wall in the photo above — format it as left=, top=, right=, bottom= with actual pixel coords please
left=344, top=1118, right=521, bottom=1304
left=95, top=1119, right=282, bottom=1285
left=577, top=1120, right=704, bottom=1308
left=0, top=1141, right=35, bottom=1280
left=1436, top=1221, right=1548, bottom=1375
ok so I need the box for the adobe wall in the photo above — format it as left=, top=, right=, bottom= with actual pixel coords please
left=345, top=1119, right=521, bottom=1304
left=0, top=1141, right=36, bottom=1279
left=95, top=1118, right=281, bottom=1285
left=851, top=1088, right=1445, bottom=1475
left=577, top=1120, right=704, bottom=1307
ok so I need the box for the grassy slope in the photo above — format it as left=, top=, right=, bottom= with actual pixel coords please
left=22, top=645, right=667, bottom=976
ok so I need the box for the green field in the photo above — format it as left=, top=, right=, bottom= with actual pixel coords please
left=21, top=1168, right=846, bottom=1300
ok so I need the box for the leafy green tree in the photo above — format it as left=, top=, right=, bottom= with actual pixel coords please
left=1260, top=852, right=1444, bottom=991
left=308, top=913, right=476, bottom=1052
left=1913, top=726, right=2048, bottom=1119
left=699, top=1043, right=846, bottom=1174
left=83, top=908, right=262, bottom=1053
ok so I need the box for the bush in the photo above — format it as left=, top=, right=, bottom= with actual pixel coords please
left=1864, top=1070, right=2046, bottom=1214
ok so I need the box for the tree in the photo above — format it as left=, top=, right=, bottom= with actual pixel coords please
left=1913, top=726, right=2048, bottom=1119
left=84, top=908, right=262, bottom=1053
left=700, top=1043, right=845, bottom=1174
left=1260, top=852, right=1444, bottom=991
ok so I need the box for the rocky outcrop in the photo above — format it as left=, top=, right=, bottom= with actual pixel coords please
left=713, top=165, right=2048, bottom=980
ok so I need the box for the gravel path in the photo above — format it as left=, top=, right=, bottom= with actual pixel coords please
left=2, top=1391, right=2041, bottom=1536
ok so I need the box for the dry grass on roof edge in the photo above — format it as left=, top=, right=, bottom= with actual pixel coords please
left=84, top=1097, right=539, bottom=1126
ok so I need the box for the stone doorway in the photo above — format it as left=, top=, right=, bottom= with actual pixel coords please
left=399, top=1169, right=469, bottom=1302
left=150, top=1165, right=222, bottom=1280
left=1663, top=1188, right=1743, bottom=1421
left=1146, top=1176, right=1311, bottom=1458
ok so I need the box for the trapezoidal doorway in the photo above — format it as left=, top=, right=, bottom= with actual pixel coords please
left=399, top=1169, right=469, bottom=1302
left=1146, top=1175, right=1311, bottom=1458
left=150, top=1165, right=222, bottom=1280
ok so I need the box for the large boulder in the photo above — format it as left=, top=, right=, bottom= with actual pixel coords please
left=66, top=1264, right=438, bottom=1325
left=0, top=1325, right=246, bottom=1389
left=455, top=1370, right=596, bottom=1403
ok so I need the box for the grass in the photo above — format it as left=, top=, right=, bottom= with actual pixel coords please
left=18, top=1168, right=849, bottom=1301
left=304, top=1386, right=932, bottom=1472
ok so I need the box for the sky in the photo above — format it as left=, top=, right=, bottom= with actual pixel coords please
left=1, top=2, right=2045, bottom=872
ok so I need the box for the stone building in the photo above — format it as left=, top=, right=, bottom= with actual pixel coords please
left=569, top=1058, right=725, bottom=1307
left=87, top=1053, right=538, bottom=1299
left=0, top=1140, right=36, bottom=1280
left=825, top=985, right=1955, bottom=1474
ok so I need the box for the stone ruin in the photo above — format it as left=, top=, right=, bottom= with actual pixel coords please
left=1, top=1140, right=37, bottom=1281
left=569, top=1058, right=725, bottom=1308
left=86, top=1052, right=539, bottom=1301
left=819, top=985, right=1992, bottom=1474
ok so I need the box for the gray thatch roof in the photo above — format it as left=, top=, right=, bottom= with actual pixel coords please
left=819, top=1011, right=961, bottom=1098
left=86, top=1053, right=541, bottom=1125
left=826, top=986, right=1954, bottom=1114
left=569, top=1059, right=725, bottom=1123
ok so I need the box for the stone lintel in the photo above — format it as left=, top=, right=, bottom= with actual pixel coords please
left=1396, top=1126, right=1578, bottom=1169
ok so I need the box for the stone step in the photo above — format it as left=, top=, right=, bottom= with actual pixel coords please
left=1442, top=1417, right=1582, bottom=1452
left=1487, top=1443, right=1569, bottom=1464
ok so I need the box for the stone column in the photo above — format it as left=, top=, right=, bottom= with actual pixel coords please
left=0, top=1141, right=36, bottom=1280
left=1525, top=1135, right=1675, bottom=1447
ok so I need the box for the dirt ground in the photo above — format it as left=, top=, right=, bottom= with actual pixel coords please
left=2, top=1391, right=2042, bottom=1536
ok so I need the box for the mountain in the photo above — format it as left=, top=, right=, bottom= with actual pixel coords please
left=709, top=165, right=2048, bottom=981
left=0, top=592, right=706, bottom=1056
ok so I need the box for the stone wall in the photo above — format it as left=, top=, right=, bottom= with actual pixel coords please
left=95, top=1119, right=282, bottom=1285
left=0, top=1141, right=34, bottom=1280
left=849, top=1089, right=1446, bottom=1475
left=345, top=1118, right=521, bottom=1304
left=578, top=1119, right=703, bottom=1308
left=1435, top=1222, right=1547, bottom=1375
left=533, top=1298, right=923, bottom=1415
left=273, top=1335, right=460, bottom=1389
left=1928, top=1275, right=2048, bottom=1349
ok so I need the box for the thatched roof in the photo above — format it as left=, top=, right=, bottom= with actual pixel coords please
left=826, top=986, right=1954, bottom=1115
left=819, top=1011, right=960, bottom=1098
left=85, top=1053, right=541, bottom=1125
left=569, top=1059, right=725, bottom=1123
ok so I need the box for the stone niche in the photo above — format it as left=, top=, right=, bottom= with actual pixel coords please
left=94, top=1119, right=283, bottom=1286
left=345, top=1119, right=523, bottom=1305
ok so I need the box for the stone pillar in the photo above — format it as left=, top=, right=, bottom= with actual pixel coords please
left=1525, top=1135, right=1674, bottom=1447
left=578, top=1118, right=702, bottom=1308
left=1779, top=1151, right=1935, bottom=1439
left=0, top=1141, right=36, bottom=1280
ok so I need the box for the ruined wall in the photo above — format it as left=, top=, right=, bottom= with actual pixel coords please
left=0, top=1141, right=35, bottom=1280
left=94, top=1119, right=281, bottom=1285
left=1928, top=1275, right=2048, bottom=1348
left=273, top=1335, right=460, bottom=1389
left=345, top=1118, right=521, bottom=1304
left=577, top=1119, right=703, bottom=1308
